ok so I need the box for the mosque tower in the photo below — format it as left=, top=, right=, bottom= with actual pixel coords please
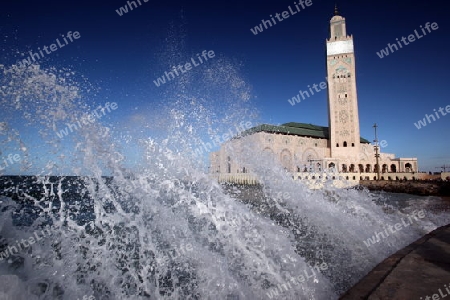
left=326, top=6, right=361, bottom=159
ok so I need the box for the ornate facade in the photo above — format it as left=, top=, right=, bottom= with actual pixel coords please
left=209, top=9, right=419, bottom=184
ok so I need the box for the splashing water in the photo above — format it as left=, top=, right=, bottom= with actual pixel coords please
left=0, top=57, right=449, bottom=300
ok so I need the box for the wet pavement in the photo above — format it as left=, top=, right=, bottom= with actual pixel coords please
left=340, top=223, right=450, bottom=299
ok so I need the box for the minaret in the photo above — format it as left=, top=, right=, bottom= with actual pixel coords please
left=326, top=6, right=360, bottom=158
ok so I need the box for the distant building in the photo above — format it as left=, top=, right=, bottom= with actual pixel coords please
left=210, top=8, right=419, bottom=184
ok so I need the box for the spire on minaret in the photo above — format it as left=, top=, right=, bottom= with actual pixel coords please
left=334, top=4, right=339, bottom=16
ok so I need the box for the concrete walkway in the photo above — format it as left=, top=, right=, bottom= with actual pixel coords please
left=340, top=224, right=450, bottom=300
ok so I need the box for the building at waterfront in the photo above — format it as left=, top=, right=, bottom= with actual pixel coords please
left=209, top=8, right=419, bottom=184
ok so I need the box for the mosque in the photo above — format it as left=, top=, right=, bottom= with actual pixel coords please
left=209, top=8, right=420, bottom=184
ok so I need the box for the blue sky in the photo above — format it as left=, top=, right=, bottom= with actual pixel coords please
left=1, top=0, right=449, bottom=174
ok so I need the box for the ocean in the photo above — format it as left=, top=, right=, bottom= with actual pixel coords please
left=0, top=175, right=449, bottom=299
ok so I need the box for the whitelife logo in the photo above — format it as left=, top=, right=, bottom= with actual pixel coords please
left=153, top=50, right=215, bottom=87
left=419, top=282, right=450, bottom=300
left=413, top=105, right=450, bottom=129
left=55, top=102, right=118, bottom=139
left=0, top=154, right=21, bottom=171
left=193, top=121, right=252, bottom=157
left=17, top=31, right=81, bottom=68
left=250, top=0, right=313, bottom=35
left=363, top=210, right=425, bottom=247
left=266, top=262, right=328, bottom=298
left=0, top=226, right=56, bottom=262
left=376, top=22, right=438, bottom=58
left=115, top=0, right=149, bottom=16
left=287, top=77, right=328, bottom=106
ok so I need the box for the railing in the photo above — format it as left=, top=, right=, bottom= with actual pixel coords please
left=210, top=171, right=428, bottom=185
left=212, top=173, right=259, bottom=185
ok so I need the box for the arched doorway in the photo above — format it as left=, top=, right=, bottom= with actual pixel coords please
left=280, top=149, right=292, bottom=172
left=302, top=148, right=318, bottom=172
left=262, top=147, right=275, bottom=163
left=405, top=163, right=412, bottom=172
left=390, top=164, right=397, bottom=173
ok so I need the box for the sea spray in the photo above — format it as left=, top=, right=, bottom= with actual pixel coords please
left=0, top=49, right=449, bottom=300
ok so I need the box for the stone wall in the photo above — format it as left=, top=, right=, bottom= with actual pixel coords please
left=359, top=180, right=450, bottom=197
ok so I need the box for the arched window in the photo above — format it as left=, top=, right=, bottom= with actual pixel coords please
left=227, top=156, right=231, bottom=173
left=405, top=163, right=412, bottom=172
left=280, top=149, right=292, bottom=172
left=343, top=141, right=347, bottom=147
left=349, top=164, right=355, bottom=172
left=341, top=164, right=348, bottom=173
left=336, top=143, right=339, bottom=147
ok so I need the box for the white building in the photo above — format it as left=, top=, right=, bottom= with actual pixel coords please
left=210, top=8, right=420, bottom=184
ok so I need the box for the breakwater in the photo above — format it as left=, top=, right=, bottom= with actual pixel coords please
left=359, top=180, right=450, bottom=197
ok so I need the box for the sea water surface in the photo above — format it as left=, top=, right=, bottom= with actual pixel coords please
left=0, top=175, right=449, bottom=299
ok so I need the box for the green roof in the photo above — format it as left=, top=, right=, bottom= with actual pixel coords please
left=240, top=122, right=370, bottom=143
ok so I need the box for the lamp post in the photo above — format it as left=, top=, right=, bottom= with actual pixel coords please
left=373, top=123, right=381, bottom=180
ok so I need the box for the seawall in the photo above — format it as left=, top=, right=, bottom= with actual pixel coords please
left=340, top=223, right=450, bottom=299
left=359, top=180, right=450, bottom=197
